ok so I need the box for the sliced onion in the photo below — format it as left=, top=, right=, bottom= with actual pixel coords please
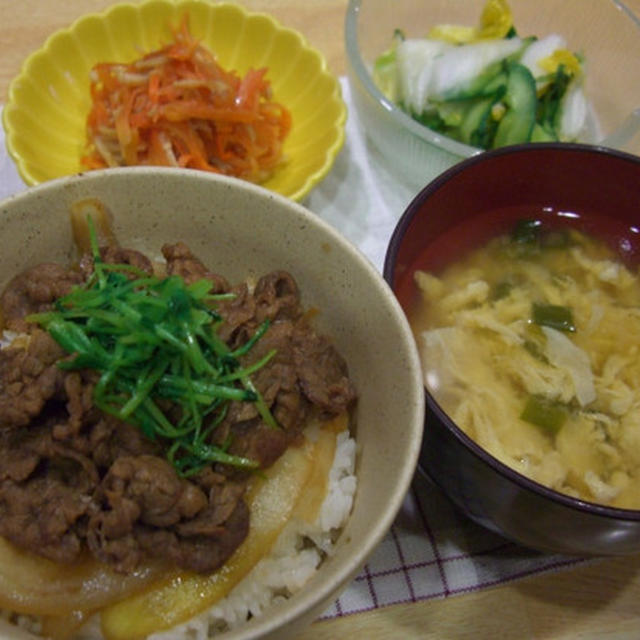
left=0, top=538, right=168, bottom=617
left=69, top=198, right=117, bottom=254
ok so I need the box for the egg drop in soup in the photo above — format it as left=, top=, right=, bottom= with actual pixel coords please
left=409, top=219, right=640, bottom=509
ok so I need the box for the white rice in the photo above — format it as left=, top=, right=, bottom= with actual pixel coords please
left=4, top=430, right=357, bottom=640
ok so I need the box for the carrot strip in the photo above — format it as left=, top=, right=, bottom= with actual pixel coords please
left=80, top=16, right=291, bottom=183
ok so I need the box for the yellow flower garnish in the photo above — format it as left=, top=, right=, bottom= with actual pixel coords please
left=477, top=0, right=514, bottom=40
left=538, top=49, right=582, bottom=76
left=427, top=0, right=513, bottom=44
left=427, top=24, right=477, bottom=44
left=491, top=102, right=507, bottom=121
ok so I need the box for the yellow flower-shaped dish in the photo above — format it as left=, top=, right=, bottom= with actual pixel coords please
left=2, top=0, right=346, bottom=202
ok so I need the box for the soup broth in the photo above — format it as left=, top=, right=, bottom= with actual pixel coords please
left=410, top=220, right=640, bottom=508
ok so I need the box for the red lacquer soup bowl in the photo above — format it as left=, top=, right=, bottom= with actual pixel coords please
left=384, top=143, right=640, bottom=556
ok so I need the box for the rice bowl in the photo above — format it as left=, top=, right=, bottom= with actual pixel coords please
left=0, top=167, right=425, bottom=639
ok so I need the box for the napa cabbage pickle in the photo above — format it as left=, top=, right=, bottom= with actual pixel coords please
left=372, top=0, right=589, bottom=149
left=372, top=29, right=405, bottom=103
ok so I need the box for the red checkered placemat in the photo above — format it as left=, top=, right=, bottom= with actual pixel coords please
left=321, top=474, right=587, bottom=619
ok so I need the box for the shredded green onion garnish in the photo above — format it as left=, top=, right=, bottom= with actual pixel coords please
left=28, top=218, right=280, bottom=476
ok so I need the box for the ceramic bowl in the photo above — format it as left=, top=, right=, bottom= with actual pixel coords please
left=2, top=0, right=346, bottom=202
left=384, top=143, right=640, bottom=556
left=0, top=168, right=424, bottom=639
left=345, top=0, right=640, bottom=189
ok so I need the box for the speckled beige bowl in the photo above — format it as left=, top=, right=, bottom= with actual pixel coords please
left=0, top=168, right=424, bottom=640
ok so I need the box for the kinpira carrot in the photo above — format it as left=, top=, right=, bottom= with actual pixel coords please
left=81, top=17, right=291, bottom=183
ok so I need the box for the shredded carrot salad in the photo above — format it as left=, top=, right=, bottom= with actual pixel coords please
left=81, top=18, right=292, bottom=183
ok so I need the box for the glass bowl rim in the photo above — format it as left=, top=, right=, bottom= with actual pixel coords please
left=344, top=0, right=640, bottom=158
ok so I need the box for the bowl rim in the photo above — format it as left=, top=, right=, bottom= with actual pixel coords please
left=0, top=165, right=426, bottom=638
left=383, top=141, right=640, bottom=522
left=2, top=0, right=346, bottom=203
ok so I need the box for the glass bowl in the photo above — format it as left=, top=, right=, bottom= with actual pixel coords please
left=345, top=0, right=640, bottom=189
left=2, top=0, right=346, bottom=202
